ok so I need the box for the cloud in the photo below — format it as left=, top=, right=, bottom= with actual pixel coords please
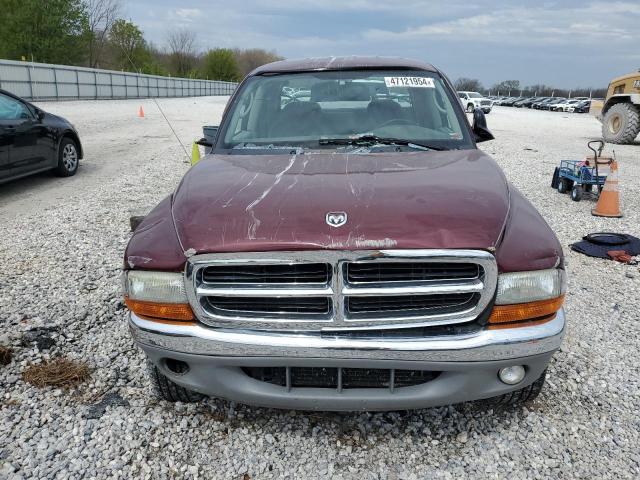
left=174, top=8, right=201, bottom=21
left=363, top=4, right=637, bottom=46
left=124, top=0, right=639, bottom=87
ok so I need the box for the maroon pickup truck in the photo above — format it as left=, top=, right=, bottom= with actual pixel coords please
left=124, top=57, right=566, bottom=411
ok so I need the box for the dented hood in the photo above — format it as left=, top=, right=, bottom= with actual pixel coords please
left=171, top=150, right=510, bottom=253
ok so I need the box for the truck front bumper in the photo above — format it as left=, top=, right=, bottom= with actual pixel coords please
left=130, top=310, right=565, bottom=411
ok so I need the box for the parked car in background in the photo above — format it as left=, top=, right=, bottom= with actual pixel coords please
left=458, top=91, right=492, bottom=113
left=520, top=97, right=542, bottom=108
left=533, top=98, right=557, bottom=109
left=513, top=97, right=535, bottom=108
left=568, top=100, right=591, bottom=113
left=503, top=97, right=525, bottom=107
left=541, top=98, right=567, bottom=110
left=124, top=56, right=566, bottom=412
left=553, top=99, right=581, bottom=112
left=0, top=89, right=82, bottom=185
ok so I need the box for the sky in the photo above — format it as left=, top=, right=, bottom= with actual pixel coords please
left=124, top=0, right=640, bottom=89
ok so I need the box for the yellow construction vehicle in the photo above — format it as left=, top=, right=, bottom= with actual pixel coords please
left=591, top=71, right=640, bottom=144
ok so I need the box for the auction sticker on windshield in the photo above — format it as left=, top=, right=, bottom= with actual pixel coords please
left=385, top=77, right=435, bottom=88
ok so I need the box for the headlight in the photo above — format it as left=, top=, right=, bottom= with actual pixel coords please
left=495, top=269, right=566, bottom=305
left=124, top=271, right=193, bottom=321
left=489, top=269, right=566, bottom=326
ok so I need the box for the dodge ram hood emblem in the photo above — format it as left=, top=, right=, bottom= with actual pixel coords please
left=326, top=212, right=347, bottom=227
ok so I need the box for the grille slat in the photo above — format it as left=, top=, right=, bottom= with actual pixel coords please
left=242, top=366, right=440, bottom=390
left=202, top=263, right=331, bottom=285
left=347, top=262, right=479, bottom=284
left=347, top=293, right=479, bottom=315
left=206, top=296, right=331, bottom=315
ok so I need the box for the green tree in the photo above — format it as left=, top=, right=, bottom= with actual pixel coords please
left=201, top=49, right=241, bottom=82
left=233, top=48, right=283, bottom=77
left=0, top=0, right=89, bottom=64
left=108, top=18, right=150, bottom=71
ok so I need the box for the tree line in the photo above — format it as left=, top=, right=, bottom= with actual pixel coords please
left=0, top=0, right=283, bottom=81
left=454, top=78, right=607, bottom=99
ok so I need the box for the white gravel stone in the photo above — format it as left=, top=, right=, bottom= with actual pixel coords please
left=1, top=100, right=639, bottom=479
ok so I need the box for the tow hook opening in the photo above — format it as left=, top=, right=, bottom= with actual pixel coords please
left=164, top=358, right=190, bottom=375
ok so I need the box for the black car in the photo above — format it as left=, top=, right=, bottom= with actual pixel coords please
left=513, top=97, right=535, bottom=107
left=0, top=89, right=82, bottom=185
left=541, top=98, right=566, bottom=110
left=572, top=100, right=591, bottom=113
left=532, top=98, right=555, bottom=109
left=520, top=97, right=542, bottom=108
left=503, top=96, right=524, bottom=106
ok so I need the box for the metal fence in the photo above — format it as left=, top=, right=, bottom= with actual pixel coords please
left=0, top=59, right=237, bottom=101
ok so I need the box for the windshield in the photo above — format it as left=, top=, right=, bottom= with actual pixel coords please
left=218, top=70, right=472, bottom=152
left=467, top=92, right=483, bottom=98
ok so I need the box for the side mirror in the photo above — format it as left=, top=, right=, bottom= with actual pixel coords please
left=35, top=108, right=45, bottom=121
left=472, top=108, right=494, bottom=143
left=202, top=125, right=218, bottom=144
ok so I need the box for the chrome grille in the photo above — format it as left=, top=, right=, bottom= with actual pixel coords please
left=185, top=250, right=497, bottom=331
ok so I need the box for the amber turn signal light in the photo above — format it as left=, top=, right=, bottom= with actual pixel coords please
left=488, top=295, right=564, bottom=325
left=125, top=297, right=194, bottom=321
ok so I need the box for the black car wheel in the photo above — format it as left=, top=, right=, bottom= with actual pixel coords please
left=466, top=103, right=474, bottom=113
left=55, top=137, right=79, bottom=177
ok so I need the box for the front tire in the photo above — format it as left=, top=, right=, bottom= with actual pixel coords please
left=602, top=103, right=640, bottom=144
left=557, top=178, right=572, bottom=193
left=148, top=362, right=205, bottom=403
left=55, top=137, right=79, bottom=177
left=476, top=370, right=546, bottom=410
left=571, top=185, right=583, bottom=202
left=466, top=103, right=474, bottom=113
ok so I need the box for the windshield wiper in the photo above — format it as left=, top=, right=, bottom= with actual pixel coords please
left=318, top=134, right=445, bottom=151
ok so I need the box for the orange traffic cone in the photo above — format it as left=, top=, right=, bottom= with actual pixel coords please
left=138, top=106, right=145, bottom=118
left=592, top=160, right=622, bottom=217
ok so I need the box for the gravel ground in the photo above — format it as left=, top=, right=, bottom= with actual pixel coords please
left=1, top=99, right=639, bottom=479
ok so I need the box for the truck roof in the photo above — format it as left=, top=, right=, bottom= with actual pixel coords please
left=250, top=56, right=437, bottom=76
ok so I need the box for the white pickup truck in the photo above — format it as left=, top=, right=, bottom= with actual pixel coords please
left=458, top=91, right=492, bottom=114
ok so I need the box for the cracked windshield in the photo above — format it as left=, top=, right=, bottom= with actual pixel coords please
left=221, top=70, right=471, bottom=152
